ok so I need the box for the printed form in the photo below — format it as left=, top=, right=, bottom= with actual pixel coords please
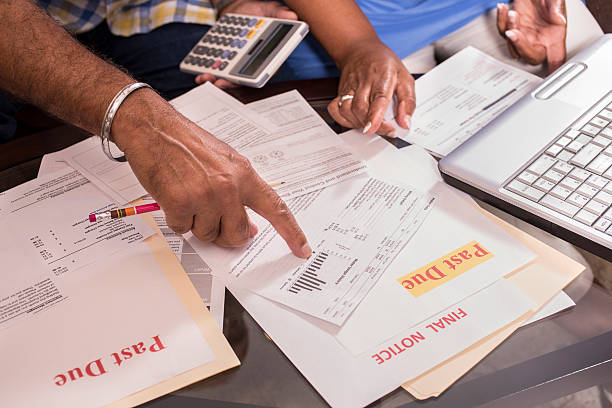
left=0, top=167, right=153, bottom=330
left=387, top=46, right=542, bottom=157
left=191, top=174, right=434, bottom=325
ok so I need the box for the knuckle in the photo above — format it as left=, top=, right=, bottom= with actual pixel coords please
left=272, top=196, right=291, bottom=218
left=194, top=225, right=219, bottom=243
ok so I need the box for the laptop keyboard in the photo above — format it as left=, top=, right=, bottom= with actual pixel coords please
left=505, top=98, right=612, bottom=234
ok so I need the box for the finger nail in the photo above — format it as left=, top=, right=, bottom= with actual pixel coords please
left=505, top=30, right=517, bottom=41
left=387, top=131, right=397, bottom=138
left=363, top=121, right=372, bottom=134
left=558, top=12, right=567, bottom=25
left=405, top=115, right=412, bottom=130
left=497, top=3, right=503, bottom=11
left=300, top=243, right=312, bottom=258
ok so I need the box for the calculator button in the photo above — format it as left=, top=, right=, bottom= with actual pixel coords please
left=237, top=40, right=246, bottom=49
left=206, top=48, right=215, bottom=56
left=219, top=61, right=229, bottom=71
left=230, top=38, right=239, bottom=47
left=221, top=50, right=231, bottom=59
left=228, top=51, right=238, bottom=60
left=196, top=58, right=205, bottom=67
left=248, top=18, right=257, bottom=27
left=222, top=37, right=232, bottom=46
left=204, top=59, right=214, bottom=68
left=229, top=16, right=238, bottom=25
left=220, top=15, right=230, bottom=24
left=215, top=49, right=224, bottom=57
left=246, top=29, right=256, bottom=39
left=239, top=28, right=249, bottom=37
left=238, top=17, right=247, bottom=26
left=193, top=45, right=208, bottom=55
left=255, top=19, right=264, bottom=28
left=231, top=27, right=240, bottom=36
left=212, top=60, right=222, bottom=69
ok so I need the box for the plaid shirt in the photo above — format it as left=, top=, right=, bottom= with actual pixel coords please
left=36, top=0, right=216, bottom=36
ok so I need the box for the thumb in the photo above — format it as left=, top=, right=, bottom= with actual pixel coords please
left=263, top=2, right=298, bottom=20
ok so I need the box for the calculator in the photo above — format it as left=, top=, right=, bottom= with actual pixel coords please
left=180, top=13, right=309, bottom=88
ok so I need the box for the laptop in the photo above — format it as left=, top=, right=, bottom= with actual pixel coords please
left=439, top=34, right=612, bottom=260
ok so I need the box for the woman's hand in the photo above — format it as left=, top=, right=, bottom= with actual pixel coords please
left=327, top=40, right=415, bottom=137
left=497, top=0, right=567, bottom=73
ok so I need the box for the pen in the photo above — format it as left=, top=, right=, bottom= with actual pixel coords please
left=88, top=181, right=285, bottom=222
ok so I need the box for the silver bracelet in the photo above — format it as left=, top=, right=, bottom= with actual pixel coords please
left=100, top=82, right=152, bottom=162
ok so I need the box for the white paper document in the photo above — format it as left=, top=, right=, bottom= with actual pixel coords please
left=228, top=277, right=534, bottom=408
left=386, top=47, right=542, bottom=157
left=56, top=136, right=148, bottom=205
left=0, top=167, right=153, bottom=278
left=1, top=239, right=216, bottom=408
left=197, top=174, right=434, bottom=325
left=244, top=90, right=367, bottom=198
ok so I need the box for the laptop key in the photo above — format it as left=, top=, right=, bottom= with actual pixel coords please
left=542, top=169, right=564, bottom=183
left=586, top=174, right=609, bottom=189
left=566, top=140, right=584, bottom=153
left=506, top=180, right=546, bottom=202
left=569, top=167, right=592, bottom=182
left=584, top=199, right=608, bottom=216
left=570, top=143, right=603, bottom=167
left=545, top=144, right=562, bottom=156
left=599, top=110, right=612, bottom=121
left=559, top=176, right=581, bottom=191
left=526, top=155, right=556, bottom=176
left=577, top=183, right=599, bottom=198
left=581, top=124, right=602, bottom=136
left=533, top=178, right=555, bottom=192
left=565, top=129, right=580, bottom=139
left=557, top=150, right=574, bottom=162
left=594, top=190, right=612, bottom=206
left=517, top=171, right=538, bottom=185
left=586, top=153, right=612, bottom=175
left=602, top=127, right=612, bottom=139
left=550, top=185, right=572, bottom=200
left=553, top=161, right=574, bottom=175
left=592, top=135, right=612, bottom=147
left=574, top=209, right=598, bottom=226
left=540, top=194, right=580, bottom=218
left=595, top=217, right=612, bottom=232
left=591, top=117, right=610, bottom=128
left=556, top=136, right=572, bottom=147
left=567, top=192, right=589, bottom=208
left=576, top=134, right=593, bottom=145
left=603, top=207, right=612, bottom=220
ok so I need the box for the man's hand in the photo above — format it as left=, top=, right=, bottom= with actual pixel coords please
left=195, top=0, right=297, bottom=88
left=327, top=40, right=415, bottom=138
left=497, top=1, right=567, bottom=73
left=113, top=89, right=312, bottom=258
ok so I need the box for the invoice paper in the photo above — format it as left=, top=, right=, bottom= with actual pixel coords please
left=35, top=158, right=226, bottom=328
left=0, top=167, right=153, bottom=278
left=173, top=84, right=367, bottom=199
left=244, top=90, right=367, bottom=198
left=386, top=46, right=542, bottom=157
left=0, top=240, right=216, bottom=408
left=190, top=174, right=434, bottom=325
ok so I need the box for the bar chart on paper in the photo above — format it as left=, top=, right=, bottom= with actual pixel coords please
left=259, top=177, right=436, bottom=326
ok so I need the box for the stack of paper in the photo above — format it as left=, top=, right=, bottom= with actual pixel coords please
left=30, top=81, right=582, bottom=408
left=0, top=166, right=239, bottom=407
left=180, top=88, right=583, bottom=407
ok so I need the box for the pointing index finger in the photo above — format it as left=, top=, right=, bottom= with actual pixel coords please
left=244, top=176, right=311, bottom=258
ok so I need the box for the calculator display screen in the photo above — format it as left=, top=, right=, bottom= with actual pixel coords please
left=241, top=24, right=293, bottom=76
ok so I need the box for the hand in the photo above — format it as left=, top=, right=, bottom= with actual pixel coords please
left=497, top=1, right=567, bottom=73
left=327, top=40, right=415, bottom=138
left=195, top=0, right=298, bottom=88
left=113, top=89, right=312, bottom=258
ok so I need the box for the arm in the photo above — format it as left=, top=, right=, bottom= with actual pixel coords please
left=0, top=0, right=311, bottom=257
left=198, top=0, right=415, bottom=137
left=285, top=0, right=415, bottom=136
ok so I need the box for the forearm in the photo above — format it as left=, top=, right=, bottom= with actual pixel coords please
left=284, top=0, right=381, bottom=69
left=0, top=0, right=154, bottom=138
